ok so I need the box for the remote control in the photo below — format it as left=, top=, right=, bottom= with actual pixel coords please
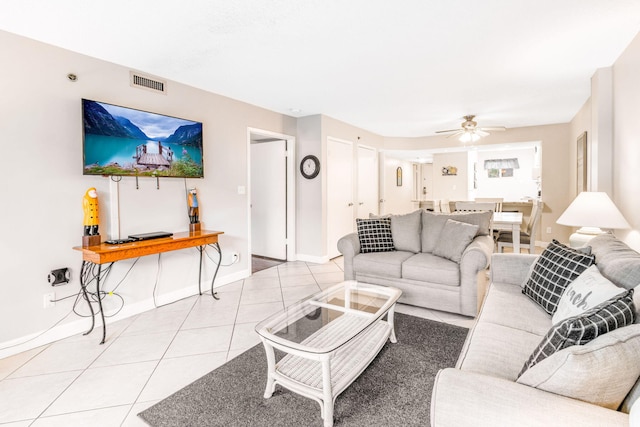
left=105, top=239, right=136, bottom=245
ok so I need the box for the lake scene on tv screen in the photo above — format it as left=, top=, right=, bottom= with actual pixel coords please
left=82, top=99, right=203, bottom=177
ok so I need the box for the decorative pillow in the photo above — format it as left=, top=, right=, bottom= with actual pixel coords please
left=371, top=210, right=422, bottom=253
left=553, top=265, right=625, bottom=324
left=522, top=239, right=596, bottom=315
left=518, top=289, right=636, bottom=377
left=517, top=324, right=640, bottom=410
left=421, top=210, right=491, bottom=253
left=356, top=218, right=395, bottom=253
left=432, top=219, right=479, bottom=263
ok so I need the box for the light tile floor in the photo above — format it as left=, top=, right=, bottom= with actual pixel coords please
left=0, top=257, right=474, bottom=427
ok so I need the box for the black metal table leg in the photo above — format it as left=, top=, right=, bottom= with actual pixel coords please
left=210, top=242, right=221, bottom=300
left=80, top=261, right=96, bottom=336
left=197, top=246, right=204, bottom=296
left=95, top=263, right=107, bottom=344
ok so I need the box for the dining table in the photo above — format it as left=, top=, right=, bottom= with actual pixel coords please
left=492, top=211, right=524, bottom=253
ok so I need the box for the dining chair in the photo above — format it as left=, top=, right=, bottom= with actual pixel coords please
left=455, top=201, right=496, bottom=212
left=496, top=200, right=542, bottom=254
left=440, top=199, right=452, bottom=213
left=432, top=199, right=442, bottom=212
left=474, top=197, right=503, bottom=212
left=455, top=201, right=496, bottom=234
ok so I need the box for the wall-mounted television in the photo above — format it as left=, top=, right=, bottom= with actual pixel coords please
left=82, top=99, right=204, bottom=178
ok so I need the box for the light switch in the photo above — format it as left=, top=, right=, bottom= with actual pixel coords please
left=237, top=186, right=246, bottom=195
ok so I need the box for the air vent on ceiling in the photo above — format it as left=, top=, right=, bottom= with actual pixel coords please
left=130, top=71, right=167, bottom=94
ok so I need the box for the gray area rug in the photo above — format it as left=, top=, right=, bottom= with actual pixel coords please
left=139, top=313, right=469, bottom=427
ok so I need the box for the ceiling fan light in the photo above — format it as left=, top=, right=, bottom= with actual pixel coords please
left=459, top=131, right=473, bottom=143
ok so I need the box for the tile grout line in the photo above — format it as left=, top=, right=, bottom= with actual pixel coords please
left=122, top=294, right=202, bottom=426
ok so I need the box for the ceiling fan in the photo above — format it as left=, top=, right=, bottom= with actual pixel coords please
left=435, top=115, right=506, bottom=142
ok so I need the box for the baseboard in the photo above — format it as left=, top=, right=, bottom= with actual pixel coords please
left=0, top=270, right=251, bottom=360
left=295, top=253, right=330, bottom=264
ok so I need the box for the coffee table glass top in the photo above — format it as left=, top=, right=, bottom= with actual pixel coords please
left=255, top=281, right=401, bottom=354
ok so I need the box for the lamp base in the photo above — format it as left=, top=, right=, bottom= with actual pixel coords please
left=568, top=227, right=607, bottom=248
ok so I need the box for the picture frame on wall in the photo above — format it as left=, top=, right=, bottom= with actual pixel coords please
left=577, top=131, right=587, bottom=193
left=396, top=167, right=402, bottom=186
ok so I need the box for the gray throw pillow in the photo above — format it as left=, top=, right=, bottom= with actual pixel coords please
left=432, top=219, right=479, bottom=263
left=370, top=210, right=422, bottom=252
left=356, top=218, right=395, bottom=253
left=517, top=324, right=640, bottom=410
left=522, top=239, right=596, bottom=315
left=518, top=289, right=636, bottom=377
left=421, top=211, right=491, bottom=253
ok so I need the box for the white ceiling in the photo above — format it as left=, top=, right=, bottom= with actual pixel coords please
left=1, top=1, right=640, bottom=137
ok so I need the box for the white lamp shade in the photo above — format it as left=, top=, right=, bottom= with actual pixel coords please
left=556, top=192, right=630, bottom=230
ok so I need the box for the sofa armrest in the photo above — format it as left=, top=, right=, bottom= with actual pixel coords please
left=458, top=235, right=493, bottom=316
left=489, top=253, right=538, bottom=287
left=337, top=232, right=360, bottom=280
left=461, top=235, right=493, bottom=270
left=431, top=368, right=628, bottom=427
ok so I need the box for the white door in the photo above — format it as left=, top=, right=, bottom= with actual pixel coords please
left=378, top=152, right=387, bottom=215
left=251, top=140, right=287, bottom=260
left=357, top=145, right=378, bottom=218
left=327, top=138, right=354, bottom=259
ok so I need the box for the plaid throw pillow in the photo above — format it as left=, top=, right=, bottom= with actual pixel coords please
left=518, top=289, right=635, bottom=378
left=523, top=239, right=595, bottom=314
left=356, top=218, right=395, bottom=253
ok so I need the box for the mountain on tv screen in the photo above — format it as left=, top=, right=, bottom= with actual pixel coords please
left=82, top=99, right=204, bottom=178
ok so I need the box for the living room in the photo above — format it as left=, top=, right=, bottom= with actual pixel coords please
left=1, top=2, right=640, bottom=426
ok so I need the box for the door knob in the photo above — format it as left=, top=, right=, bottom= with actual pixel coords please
left=348, top=203, right=354, bottom=207
left=359, top=202, right=364, bottom=205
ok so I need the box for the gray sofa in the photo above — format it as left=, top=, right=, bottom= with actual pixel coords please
left=337, top=210, right=494, bottom=317
left=431, top=234, right=640, bottom=426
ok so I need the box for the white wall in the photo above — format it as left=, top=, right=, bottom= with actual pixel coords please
left=382, top=157, right=415, bottom=214
left=0, top=30, right=295, bottom=354
left=432, top=152, right=468, bottom=200
left=611, top=31, right=640, bottom=250
left=567, top=31, right=640, bottom=251
left=474, top=147, right=539, bottom=201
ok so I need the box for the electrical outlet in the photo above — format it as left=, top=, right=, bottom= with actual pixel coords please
left=546, top=227, right=552, bottom=234
left=231, top=252, right=239, bottom=263
left=43, top=292, right=55, bottom=308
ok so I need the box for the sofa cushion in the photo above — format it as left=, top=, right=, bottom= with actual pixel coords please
left=552, top=265, right=625, bottom=324
left=590, top=233, right=640, bottom=291
left=522, top=239, right=596, bottom=315
left=517, top=324, right=640, bottom=410
left=432, top=219, right=479, bottom=263
left=479, top=282, right=551, bottom=336
left=353, top=251, right=414, bottom=279
left=402, top=252, right=460, bottom=286
left=388, top=210, right=422, bottom=253
left=519, top=289, right=636, bottom=377
left=421, top=211, right=492, bottom=253
left=456, top=321, right=543, bottom=381
left=356, top=218, right=395, bottom=253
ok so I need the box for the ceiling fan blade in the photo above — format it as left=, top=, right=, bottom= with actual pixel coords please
left=446, top=131, right=464, bottom=138
left=476, top=129, right=490, bottom=137
left=480, top=126, right=506, bottom=132
left=435, top=129, right=460, bottom=134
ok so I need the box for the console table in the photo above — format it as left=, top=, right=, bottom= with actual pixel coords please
left=73, top=230, right=224, bottom=344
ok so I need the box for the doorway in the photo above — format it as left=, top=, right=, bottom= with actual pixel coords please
left=248, top=129, right=296, bottom=267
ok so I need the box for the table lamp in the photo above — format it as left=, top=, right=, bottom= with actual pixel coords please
left=556, top=192, right=630, bottom=248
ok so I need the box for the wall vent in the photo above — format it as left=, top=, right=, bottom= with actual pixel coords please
left=130, top=71, right=167, bottom=94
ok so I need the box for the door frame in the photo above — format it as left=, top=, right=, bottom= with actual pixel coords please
left=247, top=127, right=296, bottom=261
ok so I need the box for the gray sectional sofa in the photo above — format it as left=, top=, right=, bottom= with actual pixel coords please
left=431, top=234, right=640, bottom=426
left=337, top=210, right=494, bottom=317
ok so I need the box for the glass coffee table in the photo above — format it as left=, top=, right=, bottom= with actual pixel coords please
left=255, top=280, right=402, bottom=427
